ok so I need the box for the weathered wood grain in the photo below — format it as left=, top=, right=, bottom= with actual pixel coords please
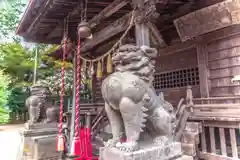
left=155, top=48, right=198, bottom=73
left=207, top=34, right=240, bottom=53
left=89, top=0, right=129, bottom=28
left=197, top=44, right=209, bottom=97
left=174, top=0, right=240, bottom=41
left=208, top=46, right=240, bottom=62
left=210, top=66, right=240, bottom=79
left=81, top=12, right=132, bottom=53
left=147, top=22, right=167, bottom=48
left=210, top=86, right=240, bottom=96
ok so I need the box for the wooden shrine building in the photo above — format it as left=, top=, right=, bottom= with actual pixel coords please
left=16, top=0, right=240, bottom=159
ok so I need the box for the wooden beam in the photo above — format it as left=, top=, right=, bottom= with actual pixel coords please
left=26, top=0, right=53, bottom=34
left=147, top=22, right=167, bottom=47
left=174, top=0, right=240, bottom=42
left=47, top=0, right=129, bottom=39
left=158, top=40, right=195, bottom=56
left=81, top=12, right=132, bottom=53
left=197, top=44, right=209, bottom=97
left=89, top=0, right=129, bottom=28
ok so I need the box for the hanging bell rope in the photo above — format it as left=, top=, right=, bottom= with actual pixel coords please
left=56, top=17, right=69, bottom=152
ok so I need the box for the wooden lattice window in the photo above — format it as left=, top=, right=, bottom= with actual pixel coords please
left=153, top=67, right=199, bottom=89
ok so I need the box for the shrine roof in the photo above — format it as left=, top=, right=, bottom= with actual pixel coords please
left=16, top=0, right=132, bottom=44
left=16, top=0, right=201, bottom=45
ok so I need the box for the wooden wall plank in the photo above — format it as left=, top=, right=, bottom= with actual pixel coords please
left=208, top=46, right=240, bottom=61
left=155, top=48, right=198, bottom=73
left=210, top=66, right=240, bottom=79
left=211, top=86, right=240, bottom=96
left=209, top=56, right=240, bottom=70
left=207, top=34, right=240, bottom=53
left=207, top=32, right=240, bottom=97
left=211, top=77, right=240, bottom=88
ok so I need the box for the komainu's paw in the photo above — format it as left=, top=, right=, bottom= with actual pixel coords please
left=116, top=141, right=138, bottom=152
left=153, top=136, right=168, bottom=146
left=103, top=139, right=119, bottom=148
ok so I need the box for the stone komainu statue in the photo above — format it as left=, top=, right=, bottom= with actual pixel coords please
left=25, top=85, right=56, bottom=124
left=101, top=44, right=188, bottom=152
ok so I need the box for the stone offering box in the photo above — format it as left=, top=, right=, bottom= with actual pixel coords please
left=18, top=123, right=61, bottom=160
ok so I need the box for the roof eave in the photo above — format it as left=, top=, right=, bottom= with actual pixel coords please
left=16, top=0, right=36, bottom=35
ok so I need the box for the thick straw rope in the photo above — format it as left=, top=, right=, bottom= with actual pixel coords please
left=80, top=10, right=136, bottom=62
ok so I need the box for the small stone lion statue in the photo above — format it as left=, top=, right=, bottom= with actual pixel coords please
left=25, top=84, right=56, bottom=124
left=101, top=44, right=175, bottom=152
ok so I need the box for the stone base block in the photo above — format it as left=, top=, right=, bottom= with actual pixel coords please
left=24, top=122, right=58, bottom=130
left=18, top=124, right=60, bottom=160
left=175, top=155, right=194, bottom=160
left=100, top=142, right=182, bottom=160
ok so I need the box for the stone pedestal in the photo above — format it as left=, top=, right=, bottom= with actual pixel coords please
left=99, top=142, right=182, bottom=160
left=18, top=123, right=61, bottom=160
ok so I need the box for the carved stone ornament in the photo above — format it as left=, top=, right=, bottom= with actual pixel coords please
left=101, top=44, right=190, bottom=155
left=25, top=84, right=57, bottom=125
left=134, top=0, right=159, bottom=24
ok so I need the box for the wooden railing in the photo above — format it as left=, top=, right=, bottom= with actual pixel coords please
left=199, top=121, right=240, bottom=160
left=189, top=96, right=240, bottom=159
left=190, top=96, right=240, bottom=121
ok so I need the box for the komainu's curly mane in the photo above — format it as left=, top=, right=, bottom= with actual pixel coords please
left=112, top=44, right=157, bottom=84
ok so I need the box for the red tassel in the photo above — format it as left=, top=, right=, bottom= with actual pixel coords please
left=69, top=137, right=81, bottom=160
left=85, top=127, right=92, bottom=158
left=120, top=137, right=127, bottom=143
left=56, top=135, right=65, bottom=152
left=80, top=127, right=86, bottom=158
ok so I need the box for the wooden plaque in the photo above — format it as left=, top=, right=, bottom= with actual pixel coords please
left=174, top=0, right=240, bottom=42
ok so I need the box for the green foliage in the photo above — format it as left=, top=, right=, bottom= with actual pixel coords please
left=7, top=87, right=29, bottom=112
left=0, top=42, right=34, bottom=86
left=0, top=70, right=11, bottom=123
left=37, top=69, right=74, bottom=96
left=0, top=0, right=27, bottom=41
left=0, top=107, right=9, bottom=124
left=0, top=70, right=11, bottom=108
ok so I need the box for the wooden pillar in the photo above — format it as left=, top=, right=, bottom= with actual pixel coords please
left=197, top=43, right=209, bottom=97
left=133, top=0, right=151, bottom=47
left=135, top=23, right=150, bottom=46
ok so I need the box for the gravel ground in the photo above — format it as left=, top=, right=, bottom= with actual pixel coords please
left=0, top=124, right=24, bottom=160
